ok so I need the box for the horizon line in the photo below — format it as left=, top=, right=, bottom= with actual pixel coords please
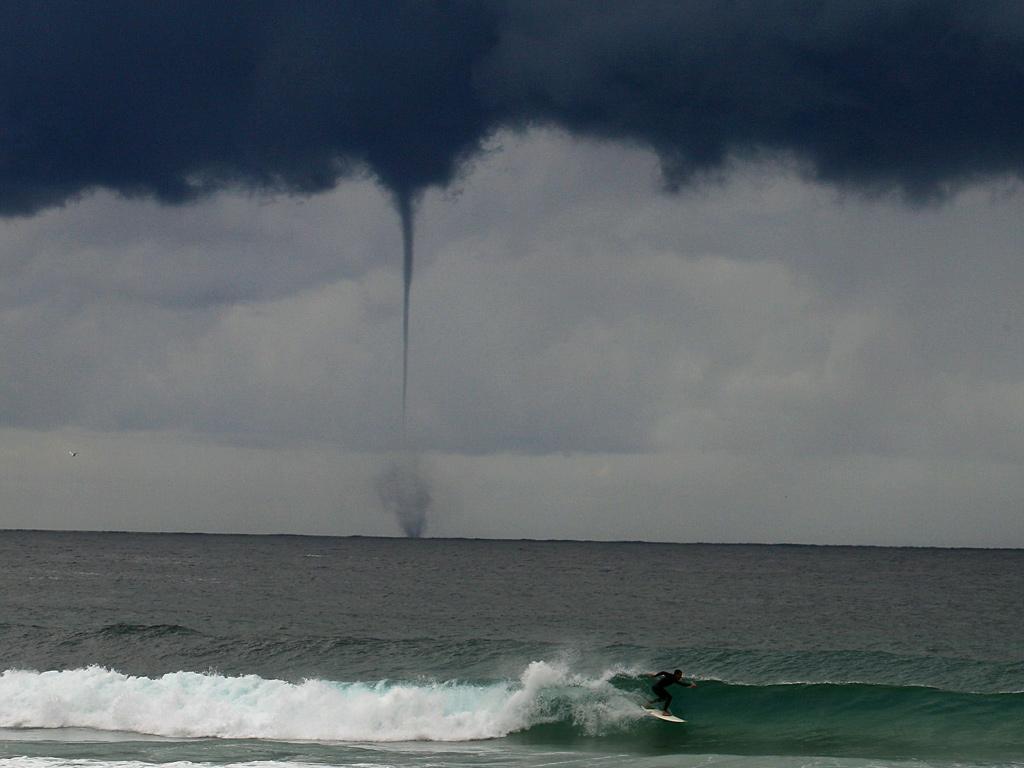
left=0, top=527, right=1020, bottom=552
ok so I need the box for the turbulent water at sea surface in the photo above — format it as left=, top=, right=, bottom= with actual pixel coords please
left=0, top=532, right=1021, bottom=768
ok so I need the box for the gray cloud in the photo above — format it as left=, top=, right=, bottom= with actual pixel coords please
left=5, top=131, right=1020, bottom=465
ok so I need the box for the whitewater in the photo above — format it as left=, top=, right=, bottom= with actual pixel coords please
left=0, top=662, right=641, bottom=742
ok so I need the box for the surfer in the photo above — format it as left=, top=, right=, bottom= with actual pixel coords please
left=648, top=669, right=696, bottom=714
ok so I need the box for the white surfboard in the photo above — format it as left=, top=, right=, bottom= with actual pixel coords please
left=643, top=706, right=686, bottom=723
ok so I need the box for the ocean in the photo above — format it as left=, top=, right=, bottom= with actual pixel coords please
left=0, top=531, right=1021, bottom=768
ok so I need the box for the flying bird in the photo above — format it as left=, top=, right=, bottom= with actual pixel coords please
left=68, top=450, right=78, bottom=457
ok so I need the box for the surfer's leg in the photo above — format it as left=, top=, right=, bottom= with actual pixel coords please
left=650, top=687, right=671, bottom=713
left=661, top=690, right=672, bottom=713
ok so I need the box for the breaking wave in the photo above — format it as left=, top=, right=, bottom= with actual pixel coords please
left=1, top=662, right=1022, bottom=760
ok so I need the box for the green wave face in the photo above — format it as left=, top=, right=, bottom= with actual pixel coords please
left=511, top=678, right=1024, bottom=762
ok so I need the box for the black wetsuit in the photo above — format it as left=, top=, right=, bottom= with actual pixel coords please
left=651, top=671, right=678, bottom=711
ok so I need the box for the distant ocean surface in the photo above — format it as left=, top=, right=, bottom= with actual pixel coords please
left=1, top=532, right=1021, bottom=768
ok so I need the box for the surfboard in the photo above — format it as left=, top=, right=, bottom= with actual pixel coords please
left=643, top=706, right=686, bottom=723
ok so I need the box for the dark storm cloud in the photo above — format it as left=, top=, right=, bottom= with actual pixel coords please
left=1, top=0, right=1023, bottom=217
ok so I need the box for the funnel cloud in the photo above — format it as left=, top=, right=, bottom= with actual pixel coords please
left=395, top=192, right=418, bottom=426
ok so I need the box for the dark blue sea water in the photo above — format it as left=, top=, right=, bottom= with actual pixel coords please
left=1, top=531, right=1021, bottom=768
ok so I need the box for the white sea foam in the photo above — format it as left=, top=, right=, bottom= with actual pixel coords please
left=0, top=754, right=1002, bottom=768
left=0, top=662, right=639, bottom=742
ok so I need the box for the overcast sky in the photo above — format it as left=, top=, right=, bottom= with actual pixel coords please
left=2, top=2, right=1023, bottom=546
